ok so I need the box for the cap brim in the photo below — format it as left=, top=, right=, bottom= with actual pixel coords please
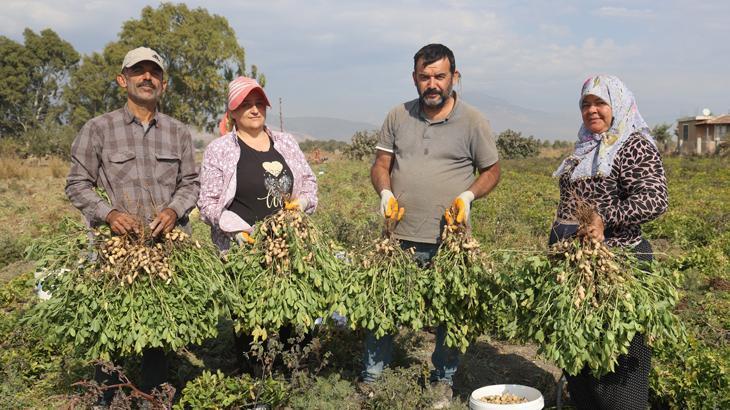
left=122, top=58, right=165, bottom=73
left=228, top=87, right=271, bottom=111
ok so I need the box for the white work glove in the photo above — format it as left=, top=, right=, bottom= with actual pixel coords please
left=379, top=189, right=397, bottom=219
left=449, top=191, right=475, bottom=225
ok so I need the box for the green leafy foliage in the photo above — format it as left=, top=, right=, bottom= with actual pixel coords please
left=1, top=155, right=727, bottom=407
left=65, top=3, right=262, bottom=131
left=174, top=370, right=287, bottom=409
left=651, top=123, right=673, bottom=153
left=365, top=366, right=446, bottom=410
left=344, top=237, right=428, bottom=339
left=651, top=338, right=730, bottom=409
left=0, top=29, right=79, bottom=137
left=344, top=130, right=379, bottom=160
left=0, top=272, right=84, bottom=409
left=12, top=124, right=77, bottom=157
left=496, top=129, right=540, bottom=159
left=509, top=241, right=685, bottom=377
left=288, top=373, right=359, bottom=410
left=23, top=220, right=227, bottom=360
left=299, top=139, right=349, bottom=153
left=226, top=209, right=345, bottom=337
left=427, top=225, right=497, bottom=352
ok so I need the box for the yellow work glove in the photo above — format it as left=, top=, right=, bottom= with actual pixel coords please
left=380, top=189, right=405, bottom=221
left=450, top=191, right=475, bottom=225
left=284, top=197, right=308, bottom=211
left=234, top=231, right=255, bottom=245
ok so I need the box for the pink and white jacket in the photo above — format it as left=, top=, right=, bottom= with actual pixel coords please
left=197, top=127, right=317, bottom=250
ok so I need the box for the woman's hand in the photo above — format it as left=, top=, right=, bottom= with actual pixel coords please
left=578, top=212, right=605, bottom=242
left=234, top=231, right=255, bottom=245
left=284, top=197, right=308, bottom=212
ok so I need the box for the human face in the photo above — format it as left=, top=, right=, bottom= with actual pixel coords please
left=230, top=90, right=268, bottom=132
left=413, top=57, right=456, bottom=109
left=581, top=94, right=613, bottom=134
left=117, top=61, right=166, bottom=106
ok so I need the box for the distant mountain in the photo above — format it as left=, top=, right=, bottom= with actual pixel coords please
left=271, top=97, right=576, bottom=142
left=187, top=116, right=375, bottom=146
left=193, top=97, right=576, bottom=146
left=269, top=117, right=378, bottom=142
left=460, top=92, right=576, bottom=140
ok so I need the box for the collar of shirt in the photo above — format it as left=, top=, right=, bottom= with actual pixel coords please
left=123, top=103, right=160, bottom=129
left=418, top=91, right=461, bottom=125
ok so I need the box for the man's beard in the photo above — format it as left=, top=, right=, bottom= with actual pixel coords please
left=419, top=83, right=453, bottom=108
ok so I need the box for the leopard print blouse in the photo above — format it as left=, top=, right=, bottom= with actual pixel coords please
left=555, top=133, right=668, bottom=247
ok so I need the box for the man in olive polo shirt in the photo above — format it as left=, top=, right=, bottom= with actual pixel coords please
left=366, top=43, right=501, bottom=407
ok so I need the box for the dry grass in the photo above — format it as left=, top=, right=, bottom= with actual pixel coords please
left=0, top=155, right=69, bottom=180
left=0, top=154, right=77, bottom=272
left=538, top=146, right=573, bottom=159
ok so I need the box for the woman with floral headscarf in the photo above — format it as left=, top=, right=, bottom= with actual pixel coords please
left=549, top=75, right=668, bottom=409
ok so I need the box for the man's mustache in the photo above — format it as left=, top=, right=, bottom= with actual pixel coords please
left=423, top=88, right=442, bottom=96
left=137, top=80, right=156, bottom=89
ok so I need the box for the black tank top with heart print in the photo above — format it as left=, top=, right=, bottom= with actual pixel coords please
left=227, top=135, right=293, bottom=224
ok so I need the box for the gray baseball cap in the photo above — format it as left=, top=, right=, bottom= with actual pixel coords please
left=121, top=47, right=165, bottom=72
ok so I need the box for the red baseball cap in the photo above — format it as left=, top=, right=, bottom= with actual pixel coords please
left=227, top=76, right=270, bottom=111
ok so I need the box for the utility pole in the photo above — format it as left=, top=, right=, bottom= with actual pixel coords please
left=279, top=97, right=284, bottom=132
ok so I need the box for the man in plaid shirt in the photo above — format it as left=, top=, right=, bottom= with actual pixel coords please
left=65, top=46, right=199, bottom=397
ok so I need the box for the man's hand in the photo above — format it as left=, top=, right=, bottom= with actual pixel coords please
left=451, top=191, right=475, bottom=225
left=380, top=189, right=400, bottom=219
left=106, top=210, right=141, bottom=235
left=577, top=212, right=605, bottom=242
left=150, top=208, right=178, bottom=237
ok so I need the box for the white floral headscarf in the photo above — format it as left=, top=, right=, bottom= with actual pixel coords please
left=554, top=75, right=656, bottom=180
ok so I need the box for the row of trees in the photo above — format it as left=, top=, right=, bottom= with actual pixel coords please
left=335, top=125, right=675, bottom=161
left=0, top=3, right=263, bottom=140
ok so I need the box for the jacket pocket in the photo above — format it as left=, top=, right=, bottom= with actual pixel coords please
left=105, top=151, right=138, bottom=185
left=154, top=151, right=180, bottom=188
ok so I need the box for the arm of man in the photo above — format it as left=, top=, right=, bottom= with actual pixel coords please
left=151, top=128, right=200, bottom=236
left=66, top=122, right=139, bottom=235
left=467, top=161, right=501, bottom=199
left=449, top=114, right=501, bottom=225
left=370, top=149, right=394, bottom=194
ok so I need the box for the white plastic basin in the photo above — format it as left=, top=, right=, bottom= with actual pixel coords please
left=469, top=384, right=544, bottom=410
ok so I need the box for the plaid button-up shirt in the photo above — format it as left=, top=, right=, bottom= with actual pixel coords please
left=66, top=105, right=199, bottom=228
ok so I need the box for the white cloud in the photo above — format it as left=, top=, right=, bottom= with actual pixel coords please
left=593, top=6, right=654, bottom=19
left=1, top=0, right=729, bottom=135
left=539, top=24, right=571, bottom=38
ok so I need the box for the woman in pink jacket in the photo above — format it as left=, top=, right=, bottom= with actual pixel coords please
left=198, top=77, right=318, bottom=373
left=198, top=76, right=317, bottom=251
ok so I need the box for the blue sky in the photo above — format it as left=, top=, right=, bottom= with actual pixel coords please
left=2, top=0, right=728, bottom=139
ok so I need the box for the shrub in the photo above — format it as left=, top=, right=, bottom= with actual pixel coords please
left=288, top=373, right=358, bottom=410
left=174, top=370, right=287, bottom=409
left=650, top=338, right=730, bottom=409
left=496, top=129, right=540, bottom=159
left=344, top=130, right=378, bottom=161
left=300, top=139, right=348, bottom=153
left=15, top=124, right=76, bottom=157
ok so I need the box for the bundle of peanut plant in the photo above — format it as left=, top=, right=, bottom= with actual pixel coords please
left=343, top=210, right=429, bottom=339
left=225, top=208, right=345, bottom=340
left=426, top=208, right=496, bottom=352
left=25, top=221, right=226, bottom=360
left=512, top=204, right=684, bottom=377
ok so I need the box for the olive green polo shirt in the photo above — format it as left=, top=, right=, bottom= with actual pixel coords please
left=376, top=95, right=498, bottom=243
